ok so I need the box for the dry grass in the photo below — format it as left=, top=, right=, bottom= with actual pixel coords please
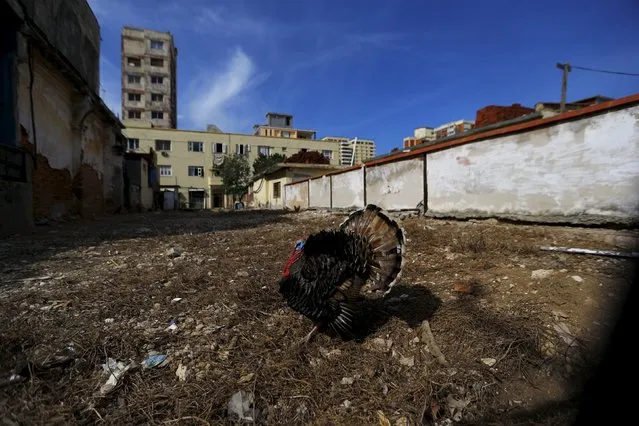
left=0, top=210, right=635, bottom=425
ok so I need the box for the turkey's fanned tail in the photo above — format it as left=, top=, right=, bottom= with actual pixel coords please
left=339, top=204, right=405, bottom=294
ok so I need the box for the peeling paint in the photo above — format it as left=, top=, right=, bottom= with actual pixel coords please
left=309, top=176, right=330, bottom=208
left=332, top=168, right=364, bottom=208
left=427, top=106, right=639, bottom=220
left=285, top=183, right=308, bottom=209
left=366, top=158, right=423, bottom=210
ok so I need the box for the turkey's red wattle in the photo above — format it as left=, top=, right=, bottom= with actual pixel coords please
left=282, top=247, right=303, bottom=278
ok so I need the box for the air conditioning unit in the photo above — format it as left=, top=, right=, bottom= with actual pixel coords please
left=161, top=151, right=169, bottom=157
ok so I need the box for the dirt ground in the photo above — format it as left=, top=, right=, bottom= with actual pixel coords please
left=0, top=209, right=636, bottom=425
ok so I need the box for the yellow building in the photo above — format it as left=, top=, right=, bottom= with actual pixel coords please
left=249, top=163, right=343, bottom=209
left=122, top=122, right=340, bottom=209
left=253, top=112, right=318, bottom=140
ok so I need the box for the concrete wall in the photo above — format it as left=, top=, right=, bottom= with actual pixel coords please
left=332, top=167, right=365, bottom=209
left=17, top=46, right=123, bottom=221
left=427, top=106, right=639, bottom=224
left=285, top=181, right=308, bottom=210
left=8, top=0, right=101, bottom=91
left=282, top=101, right=639, bottom=225
left=309, top=175, right=331, bottom=208
left=366, top=157, right=424, bottom=210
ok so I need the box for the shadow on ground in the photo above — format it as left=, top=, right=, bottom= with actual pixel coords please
left=0, top=209, right=294, bottom=283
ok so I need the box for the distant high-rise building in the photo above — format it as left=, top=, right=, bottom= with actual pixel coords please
left=121, top=26, right=178, bottom=128
left=322, top=136, right=376, bottom=166
left=433, top=119, right=475, bottom=139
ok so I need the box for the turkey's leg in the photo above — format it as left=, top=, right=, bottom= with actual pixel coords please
left=300, top=323, right=320, bottom=345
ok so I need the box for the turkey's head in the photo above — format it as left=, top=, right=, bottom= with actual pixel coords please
left=282, top=238, right=305, bottom=278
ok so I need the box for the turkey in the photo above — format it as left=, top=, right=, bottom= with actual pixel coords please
left=279, top=204, right=406, bottom=344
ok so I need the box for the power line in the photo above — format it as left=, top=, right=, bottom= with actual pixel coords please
left=571, top=65, right=639, bottom=77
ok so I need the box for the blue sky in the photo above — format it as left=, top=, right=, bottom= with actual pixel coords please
left=89, top=0, right=639, bottom=154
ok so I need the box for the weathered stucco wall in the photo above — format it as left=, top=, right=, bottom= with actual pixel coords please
left=8, top=0, right=101, bottom=91
left=366, top=157, right=424, bottom=210
left=285, top=181, right=308, bottom=210
left=331, top=167, right=365, bottom=209
left=309, top=176, right=331, bottom=208
left=426, top=106, right=639, bottom=224
left=17, top=48, right=123, bottom=220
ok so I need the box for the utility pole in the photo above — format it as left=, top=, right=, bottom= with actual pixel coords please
left=556, top=62, right=572, bottom=113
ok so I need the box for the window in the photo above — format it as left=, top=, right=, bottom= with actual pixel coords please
left=127, top=75, right=141, bottom=84
left=127, top=57, right=141, bottom=67
left=300, top=148, right=308, bottom=152
left=151, top=76, right=164, bottom=84
left=188, top=141, right=204, bottom=152
left=322, top=150, right=333, bottom=160
left=151, top=93, right=164, bottom=102
left=151, top=40, right=164, bottom=49
left=128, top=93, right=141, bottom=101
left=127, top=138, right=139, bottom=150
left=128, top=110, right=141, bottom=119
left=150, top=58, right=164, bottom=67
left=273, top=182, right=281, bottom=199
left=155, top=139, right=171, bottom=151
left=258, top=146, right=271, bottom=156
left=188, top=166, right=204, bottom=177
left=159, top=165, right=172, bottom=176
left=281, top=131, right=290, bottom=138
left=281, top=147, right=287, bottom=152
left=213, top=143, right=227, bottom=153
left=151, top=111, right=164, bottom=119
left=236, top=144, right=250, bottom=155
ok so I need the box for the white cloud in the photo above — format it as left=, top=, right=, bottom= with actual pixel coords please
left=193, top=7, right=269, bottom=38
left=186, top=47, right=267, bottom=132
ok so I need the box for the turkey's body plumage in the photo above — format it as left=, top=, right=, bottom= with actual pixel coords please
left=279, top=204, right=405, bottom=338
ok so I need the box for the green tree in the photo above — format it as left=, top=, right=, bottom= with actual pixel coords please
left=219, top=154, right=251, bottom=201
left=284, top=150, right=330, bottom=164
left=253, top=153, right=286, bottom=175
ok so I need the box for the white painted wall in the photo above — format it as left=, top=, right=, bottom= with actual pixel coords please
left=332, top=167, right=365, bottom=208
left=18, top=51, right=76, bottom=172
left=427, top=106, right=639, bottom=222
left=309, top=176, right=331, bottom=208
left=285, top=182, right=308, bottom=209
left=366, top=158, right=423, bottom=210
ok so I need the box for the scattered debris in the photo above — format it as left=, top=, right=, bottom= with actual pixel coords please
left=228, top=390, right=260, bottom=422
left=539, top=245, right=639, bottom=259
left=175, top=363, right=188, bottom=382
left=531, top=269, right=554, bottom=279
left=367, top=338, right=393, bottom=353
left=340, top=377, right=354, bottom=385
left=376, top=410, right=391, bottom=426
left=571, top=275, right=584, bottom=282
left=420, top=320, right=448, bottom=366
left=399, top=356, right=415, bottom=367
left=452, top=283, right=473, bottom=294
left=165, top=247, right=182, bottom=258
left=238, top=373, right=255, bottom=384
left=236, top=271, right=249, bottom=277
left=98, top=358, right=135, bottom=396
left=141, top=354, right=169, bottom=369
left=480, top=358, right=497, bottom=367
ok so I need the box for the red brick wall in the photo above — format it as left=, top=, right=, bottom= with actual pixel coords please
left=20, top=126, right=105, bottom=220
left=475, top=104, right=535, bottom=128
left=20, top=127, right=77, bottom=219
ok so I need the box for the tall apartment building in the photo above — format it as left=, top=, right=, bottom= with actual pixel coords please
left=121, top=26, right=178, bottom=128
left=321, top=136, right=376, bottom=166
left=434, top=119, right=474, bottom=139
left=403, top=126, right=436, bottom=148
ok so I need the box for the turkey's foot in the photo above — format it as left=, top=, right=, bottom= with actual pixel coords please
left=299, top=323, right=321, bottom=345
